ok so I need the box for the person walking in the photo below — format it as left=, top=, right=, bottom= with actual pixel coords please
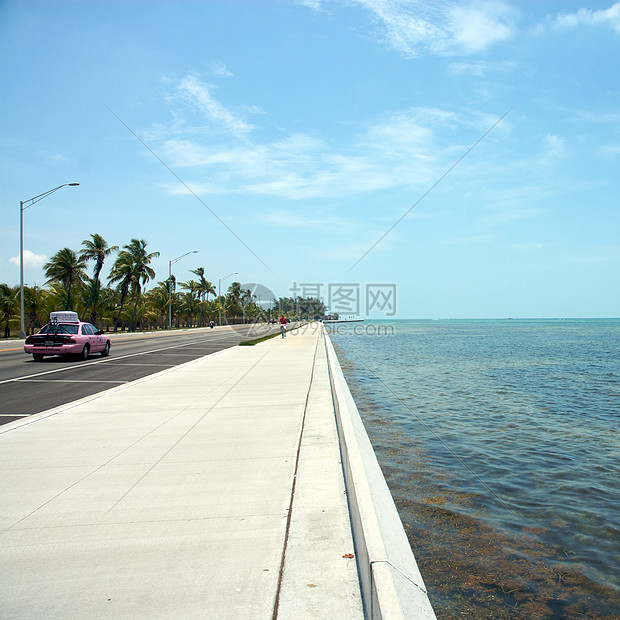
left=279, top=316, right=287, bottom=338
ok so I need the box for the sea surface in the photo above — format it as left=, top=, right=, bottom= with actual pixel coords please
left=328, top=319, right=620, bottom=619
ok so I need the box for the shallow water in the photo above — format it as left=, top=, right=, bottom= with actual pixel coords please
left=329, top=319, right=620, bottom=619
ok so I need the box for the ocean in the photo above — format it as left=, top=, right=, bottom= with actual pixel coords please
left=328, top=319, right=620, bottom=620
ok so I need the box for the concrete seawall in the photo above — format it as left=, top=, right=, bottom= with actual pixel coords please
left=324, top=330, right=437, bottom=619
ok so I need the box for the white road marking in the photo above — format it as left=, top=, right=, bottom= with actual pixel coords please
left=16, top=379, right=127, bottom=384
left=0, top=333, right=238, bottom=386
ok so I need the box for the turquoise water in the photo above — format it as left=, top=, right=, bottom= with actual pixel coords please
left=329, top=319, right=620, bottom=618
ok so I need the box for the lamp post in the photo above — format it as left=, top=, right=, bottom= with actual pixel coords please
left=168, top=250, right=198, bottom=329
left=20, top=183, right=79, bottom=338
left=218, top=272, right=238, bottom=326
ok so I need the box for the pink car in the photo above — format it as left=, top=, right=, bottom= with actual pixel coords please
left=24, top=311, right=111, bottom=361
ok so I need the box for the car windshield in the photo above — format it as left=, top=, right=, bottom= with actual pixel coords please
left=39, top=324, right=79, bottom=335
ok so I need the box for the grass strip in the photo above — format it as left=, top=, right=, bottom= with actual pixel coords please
left=238, top=332, right=281, bottom=346
left=238, top=323, right=306, bottom=346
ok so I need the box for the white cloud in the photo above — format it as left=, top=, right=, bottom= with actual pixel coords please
left=297, top=0, right=323, bottom=10
left=354, top=0, right=517, bottom=56
left=561, top=245, right=620, bottom=265
left=510, top=242, right=544, bottom=251
left=10, top=250, right=47, bottom=269
left=480, top=206, right=544, bottom=227
left=447, top=59, right=516, bottom=78
left=599, top=144, right=620, bottom=157
left=48, top=153, right=70, bottom=165
left=155, top=75, right=513, bottom=203
left=441, top=233, right=496, bottom=245
left=543, top=134, right=566, bottom=160
left=210, top=61, right=233, bottom=77
left=554, top=3, right=620, bottom=33
left=159, top=85, right=457, bottom=199
left=447, top=3, right=516, bottom=53
left=177, top=75, right=254, bottom=137
left=259, top=210, right=354, bottom=230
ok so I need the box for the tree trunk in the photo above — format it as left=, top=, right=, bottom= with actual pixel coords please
left=129, top=291, right=141, bottom=332
left=65, top=282, right=72, bottom=311
left=114, top=287, right=128, bottom=332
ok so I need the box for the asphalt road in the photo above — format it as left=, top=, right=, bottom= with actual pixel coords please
left=0, top=323, right=281, bottom=427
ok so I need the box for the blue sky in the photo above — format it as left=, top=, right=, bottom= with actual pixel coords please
left=1, top=0, right=619, bottom=318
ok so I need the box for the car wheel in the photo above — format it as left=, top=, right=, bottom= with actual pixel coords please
left=80, top=344, right=90, bottom=360
left=33, top=354, right=44, bottom=362
left=101, top=341, right=110, bottom=357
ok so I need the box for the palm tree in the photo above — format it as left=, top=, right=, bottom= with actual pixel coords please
left=124, top=239, right=160, bottom=332
left=43, top=248, right=87, bottom=310
left=227, top=281, right=241, bottom=303
left=96, top=286, right=117, bottom=330
left=224, top=282, right=242, bottom=321
left=147, top=281, right=173, bottom=329
left=0, top=284, right=20, bottom=338
left=24, top=284, right=49, bottom=335
left=108, top=250, right=134, bottom=332
left=79, top=234, right=118, bottom=323
left=190, top=267, right=207, bottom=300
left=179, top=292, right=200, bottom=327
left=179, top=279, right=200, bottom=298
left=204, top=299, right=219, bottom=322
left=190, top=268, right=216, bottom=300
left=241, top=288, right=254, bottom=323
left=190, top=268, right=216, bottom=326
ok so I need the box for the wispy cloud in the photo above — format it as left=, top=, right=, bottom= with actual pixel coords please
left=543, top=134, right=566, bottom=160
left=177, top=74, right=255, bottom=137
left=561, top=245, right=620, bottom=265
left=599, top=144, right=620, bottom=157
left=210, top=61, right=233, bottom=77
left=441, top=233, right=496, bottom=245
left=297, top=0, right=323, bottom=10
left=354, top=0, right=517, bottom=56
left=478, top=183, right=546, bottom=227
left=554, top=3, right=620, bottom=33
left=258, top=209, right=361, bottom=231
left=510, top=241, right=545, bottom=251
left=480, top=206, right=544, bottom=228
left=157, top=79, right=464, bottom=199
left=447, top=59, right=516, bottom=77
left=447, top=2, right=517, bottom=53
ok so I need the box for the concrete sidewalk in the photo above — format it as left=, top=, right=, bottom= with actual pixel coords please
left=0, top=323, right=363, bottom=619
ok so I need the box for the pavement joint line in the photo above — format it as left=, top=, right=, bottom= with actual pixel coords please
left=271, top=332, right=320, bottom=620
left=6, top=512, right=290, bottom=532
left=0, top=346, right=235, bottom=435
left=105, top=349, right=274, bottom=516
left=1, top=349, right=259, bottom=531
left=15, top=379, right=128, bottom=384
left=103, top=363, right=177, bottom=367
left=141, top=352, right=213, bottom=356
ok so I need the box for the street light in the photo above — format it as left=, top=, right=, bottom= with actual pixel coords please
left=20, top=183, right=79, bottom=338
left=218, top=272, right=238, bottom=326
left=168, top=250, right=198, bottom=329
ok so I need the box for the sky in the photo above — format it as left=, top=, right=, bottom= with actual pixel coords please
left=1, top=0, right=619, bottom=319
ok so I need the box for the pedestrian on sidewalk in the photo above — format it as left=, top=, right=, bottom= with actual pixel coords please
left=279, top=316, right=287, bottom=338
